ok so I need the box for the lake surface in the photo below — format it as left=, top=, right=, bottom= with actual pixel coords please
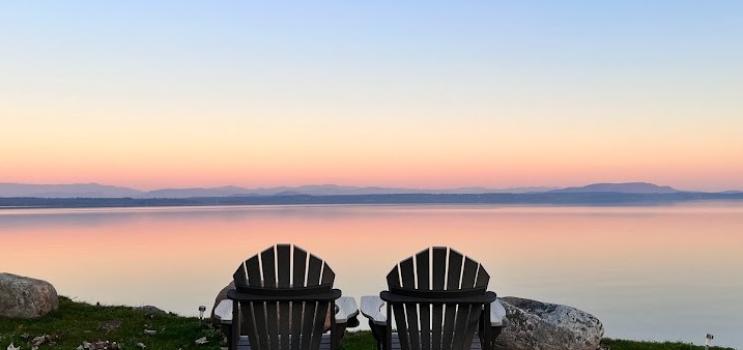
left=1, top=203, right=742, bottom=347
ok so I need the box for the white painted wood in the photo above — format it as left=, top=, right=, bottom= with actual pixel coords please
left=215, top=299, right=233, bottom=324
left=220, top=297, right=357, bottom=325
left=490, top=299, right=507, bottom=327
left=334, top=296, right=359, bottom=323
left=359, top=295, right=386, bottom=325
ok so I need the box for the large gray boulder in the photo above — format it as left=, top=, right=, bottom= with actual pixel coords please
left=495, top=297, right=603, bottom=350
left=0, top=273, right=59, bottom=319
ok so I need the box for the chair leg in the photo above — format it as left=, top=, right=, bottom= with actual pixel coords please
left=231, top=301, right=241, bottom=350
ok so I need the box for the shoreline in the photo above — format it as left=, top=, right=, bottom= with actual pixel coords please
left=0, top=297, right=735, bottom=350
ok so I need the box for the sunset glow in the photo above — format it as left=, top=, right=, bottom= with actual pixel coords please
left=2, top=1, right=742, bottom=190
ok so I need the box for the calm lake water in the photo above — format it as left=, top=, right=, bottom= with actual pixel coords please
left=1, top=203, right=742, bottom=347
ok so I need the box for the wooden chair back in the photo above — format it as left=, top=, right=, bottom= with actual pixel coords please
left=232, top=244, right=337, bottom=350
left=384, top=247, right=493, bottom=350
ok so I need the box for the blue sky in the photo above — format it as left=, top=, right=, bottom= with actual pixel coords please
left=1, top=1, right=742, bottom=190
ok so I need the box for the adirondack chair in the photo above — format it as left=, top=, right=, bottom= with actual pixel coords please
left=360, top=247, right=507, bottom=350
left=214, top=244, right=359, bottom=350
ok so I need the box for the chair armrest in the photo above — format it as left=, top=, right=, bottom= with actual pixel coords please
left=334, top=296, right=359, bottom=324
left=490, top=299, right=507, bottom=327
left=360, top=295, right=387, bottom=325
left=214, top=299, right=233, bottom=324
left=214, top=296, right=359, bottom=325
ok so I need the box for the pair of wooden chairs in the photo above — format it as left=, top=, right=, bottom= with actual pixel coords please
left=214, top=244, right=506, bottom=350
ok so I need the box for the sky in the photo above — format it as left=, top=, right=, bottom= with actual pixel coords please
left=1, top=1, right=742, bottom=191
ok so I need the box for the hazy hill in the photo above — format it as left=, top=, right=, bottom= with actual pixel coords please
left=551, top=182, right=679, bottom=194
left=0, top=183, right=143, bottom=198
left=0, top=183, right=554, bottom=198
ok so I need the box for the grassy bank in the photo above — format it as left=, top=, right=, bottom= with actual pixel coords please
left=0, top=297, right=733, bottom=350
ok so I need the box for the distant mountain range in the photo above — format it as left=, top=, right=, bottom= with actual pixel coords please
left=0, top=182, right=556, bottom=198
left=549, top=182, right=679, bottom=194
left=2, top=182, right=742, bottom=208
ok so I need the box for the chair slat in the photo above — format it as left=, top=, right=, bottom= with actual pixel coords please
left=399, top=257, right=415, bottom=288
left=398, top=257, right=418, bottom=350
left=234, top=262, right=249, bottom=289
left=279, top=301, right=290, bottom=350
left=242, top=302, right=262, bottom=350
left=289, top=302, right=304, bottom=350
left=416, top=249, right=431, bottom=350
left=442, top=249, right=463, bottom=350
left=321, top=264, right=335, bottom=285
left=293, top=248, right=308, bottom=287
left=392, top=303, right=409, bottom=350
left=431, top=247, right=447, bottom=290
left=245, top=256, right=261, bottom=287
left=277, top=244, right=291, bottom=288
left=300, top=301, right=317, bottom=350
left=454, top=258, right=480, bottom=350
left=261, top=247, right=277, bottom=288
left=461, top=258, right=478, bottom=288
left=309, top=302, right=329, bottom=350
left=245, top=255, right=268, bottom=350
left=460, top=305, right=482, bottom=350
left=475, top=266, right=489, bottom=288
left=266, top=301, right=279, bottom=350
left=431, top=247, right=446, bottom=350
left=387, top=265, right=401, bottom=288
left=447, top=249, right=463, bottom=290
left=306, top=255, right=323, bottom=287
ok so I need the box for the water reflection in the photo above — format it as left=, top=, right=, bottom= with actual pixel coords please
left=1, top=203, right=742, bottom=347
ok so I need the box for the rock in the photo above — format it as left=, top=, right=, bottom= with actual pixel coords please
left=210, top=282, right=234, bottom=325
left=194, top=337, right=208, bottom=345
left=0, top=273, right=59, bottom=319
left=495, top=297, right=603, bottom=350
left=30, top=335, right=50, bottom=347
left=138, top=305, right=166, bottom=317
left=136, top=342, right=146, bottom=349
left=7, top=343, right=20, bottom=350
left=98, top=320, right=122, bottom=334
left=144, top=329, right=157, bottom=335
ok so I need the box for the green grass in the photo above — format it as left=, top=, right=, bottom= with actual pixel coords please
left=0, top=296, right=223, bottom=349
left=0, top=297, right=735, bottom=350
left=601, top=339, right=733, bottom=350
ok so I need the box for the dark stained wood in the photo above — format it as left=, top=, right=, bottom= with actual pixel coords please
left=431, top=248, right=447, bottom=290
left=398, top=257, right=418, bottom=350
left=266, top=301, right=279, bottom=350
left=475, top=266, right=489, bottom=288
left=290, top=248, right=308, bottom=350
left=387, top=265, right=400, bottom=288
left=261, top=246, right=278, bottom=350
left=245, top=256, right=267, bottom=350
left=442, top=249, right=463, bottom=350
left=431, top=248, right=446, bottom=350
left=290, top=302, right=304, bottom=350
left=243, top=302, right=262, bottom=350
left=277, top=245, right=291, bottom=288
left=415, top=250, right=431, bottom=350
left=300, top=301, right=317, bottom=350
left=310, top=302, right=329, bottom=350
left=232, top=245, right=342, bottom=350
left=446, top=249, right=464, bottom=290
left=245, top=256, right=262, bottom=287
left=392, top=303, right=408, bottom=350
left=306, top=255, right=323, bottom=287
left=237, top=334, right=334, bottom=350
left=261, top=247, right=277, bottom=288
left=234, top=262, right=249, bottom=289
left=321, top=264, right=335, bottom=285
left=293, top=247, right=308, bottom=287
